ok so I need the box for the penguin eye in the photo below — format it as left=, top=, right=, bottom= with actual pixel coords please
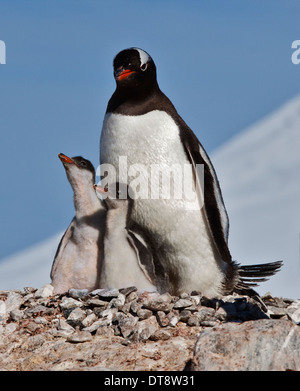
left=80, top=161, right=87, bottom=167
left=140, top=63, right=148, bottom=71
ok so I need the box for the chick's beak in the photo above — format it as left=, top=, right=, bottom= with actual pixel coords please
left=58, top=153, right=74, bottom=164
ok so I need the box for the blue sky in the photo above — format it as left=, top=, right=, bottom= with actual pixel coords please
left=0, top=0, right=300, bottom=259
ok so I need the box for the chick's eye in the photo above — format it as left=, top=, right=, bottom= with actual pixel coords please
left=140, top=63, right=148, bottom=71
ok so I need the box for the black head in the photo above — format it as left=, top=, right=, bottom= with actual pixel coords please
left=113, top=47, right=157, bottom=94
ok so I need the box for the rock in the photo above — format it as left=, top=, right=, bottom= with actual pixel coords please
left=0, top=301, right=6, bottom=317
left=85, top=298, right=108, bottom=308
left=5, top=292, right=23, bottom=313
left=91, top=288, right=119, bottom=299
left=191, top=319, right=300, bottom=371
left=1, top=285, right=300, bottom=371
left=267, top=305, right=288, bottom=319
left=130, top=300, right=141, bottom=314
left=126, top=291, right=139, bottom=302
left=27, top=334, right=45, bottom=351
left=35, top=284, right=54, bottom=299
left=10, top=309, right=25, bottom=321
left=133, top=316, right=160, bottom=342
left=200, top=320, right=219, bottom=327
left=34, top=316, right=48, bottom=325
left=119, top=286, right=138, bottom=297
left=81, top=313, right=97, bottom=328
left=100, top=308, right=117, bottom=324
left=108, top=294, right=126, bottom=309
left=67, top=330, right=92, bottom=343
left=56, top=318, right=75, bottom=334
left=5, top=322, right=18, bottom=335
left=290, top=308, right=300, bottom=325
left=68, top=288, right=89, bottom=299
left=287, top=299, right=300, bottom=323
left=67, top=307, right=86, bottom=327
left=113, top=313, right=138, bottom=339
left=82, top=318, right=110, bottom=333
left=140, top=292, right=172, bottom=312
left=136, top=308, right=152, bottom=320
left=24, top=304, right=52, bottom=317
left=173, top=298, right=194, bottom=309
left=195, top=307, right=216, bottom=322
left=187, top=315, right=199, bottom=327
left=149, top=329, right=172, bottom=341
left=23, top=287, right=37, bottom=294
left=59, top=297, right=82, bottom=310
left=156, top=311, right=169, bottom=327
left=179, top=309, right=192, bottom=323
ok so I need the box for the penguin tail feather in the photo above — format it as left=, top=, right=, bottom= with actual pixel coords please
left=234, top=260, right=283, bottom=296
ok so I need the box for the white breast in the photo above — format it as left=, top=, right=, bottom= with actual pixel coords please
left=100, top=110, right=225, bottom=296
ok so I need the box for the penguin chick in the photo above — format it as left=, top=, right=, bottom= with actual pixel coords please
left=94, top=183, right=161, bottom=292
left=50, top=154, right=106, bottom=294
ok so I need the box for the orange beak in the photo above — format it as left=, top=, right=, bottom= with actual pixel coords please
left=94, top=184, right=108, bottom=194
left=116, top=68, right=136, bottom=81
left=58, top=153, right=74, bottom=164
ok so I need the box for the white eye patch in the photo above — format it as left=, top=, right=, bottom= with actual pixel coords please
left=133, top=48, right=151, bottom=68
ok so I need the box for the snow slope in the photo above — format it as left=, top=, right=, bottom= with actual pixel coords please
left=212, top=95, right=300, bottom=299
left=1, top=95, right=300, bottom=297
left=0, top=233, right=62, bottom=290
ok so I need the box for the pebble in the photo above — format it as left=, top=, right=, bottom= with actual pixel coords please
left=168, top=315, right=180, bottom=327
left=156, top=311, right=169, bottom=327
left=5, top=322, right=18, bottom=335
left=290, top=307, right=300, bottom=325
left=68, top=288, right=89, bottom=299
left=130, top=300, right=141, bottom=314
left=10, top=309, right=25, bottom=321
left=91, top=288, right=119, bottom=299
left=57, top=318, right=75, bottom=334
left=67, top=330, right=92, bottom=343
left=24, top=304, right=51, bottom=317
left=108, top=294, right=126, bottom=309
left=85, top=298, right=108, bottom=308
left=136, top=308, right=153, bottom=320
left=1, top=282, right=300, bottom=347
left=134, top=316, right=159, bottom=342
left=187, top=315, right=200, bottom=327
left=5, top=292, right=23, bottom=313
left=179, top=309, right=192, bottom=323
left=140, top=292, right=172, bottom=312
left=0, top=301, right=6, bottom=317
left=59, top=297, right=83, bottom=310
left=149, top=329, right=172, bottom=341
left=67, top=307, right=86, bottom=327
left=81, top=313, right=97, bottom=328
left=173, top=298, right=194, bottom=309
left=34, top=316, right=48, bottom=325
left=34, top=284, right=54, bottom=299
left=82, top=318, right=109, bottom=333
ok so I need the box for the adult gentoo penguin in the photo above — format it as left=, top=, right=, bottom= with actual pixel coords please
left=94, top=183, right=164, bottom=292
left=100, top=47, right=282, bottom=297
left=50, top=154, right=106, bottom=294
